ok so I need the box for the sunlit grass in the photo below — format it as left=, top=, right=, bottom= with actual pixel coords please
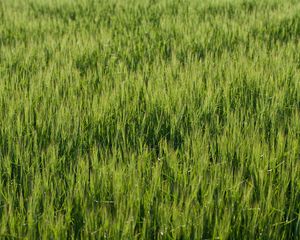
left=0, top=0, right=299, bottom=239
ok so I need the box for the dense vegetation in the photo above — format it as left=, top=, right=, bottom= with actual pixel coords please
left=0, top=0, right=300, bottom=239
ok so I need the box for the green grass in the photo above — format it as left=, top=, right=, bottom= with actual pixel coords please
left=0, top=0, right=300, bottom=239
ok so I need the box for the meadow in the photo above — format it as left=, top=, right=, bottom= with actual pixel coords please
left=0, top=0, right=300, bottom=239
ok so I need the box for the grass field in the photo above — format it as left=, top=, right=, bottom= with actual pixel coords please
left=0, top=0, right=300, bottom=239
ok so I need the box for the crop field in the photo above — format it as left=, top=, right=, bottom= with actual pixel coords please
left=0, top=0, right=300, bottom=239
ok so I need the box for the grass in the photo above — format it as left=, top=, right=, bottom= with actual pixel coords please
left=0, top=0, right=300, bottom=239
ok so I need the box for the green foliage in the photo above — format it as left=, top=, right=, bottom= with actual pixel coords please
left=0, top=0, right=300, bottom=239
